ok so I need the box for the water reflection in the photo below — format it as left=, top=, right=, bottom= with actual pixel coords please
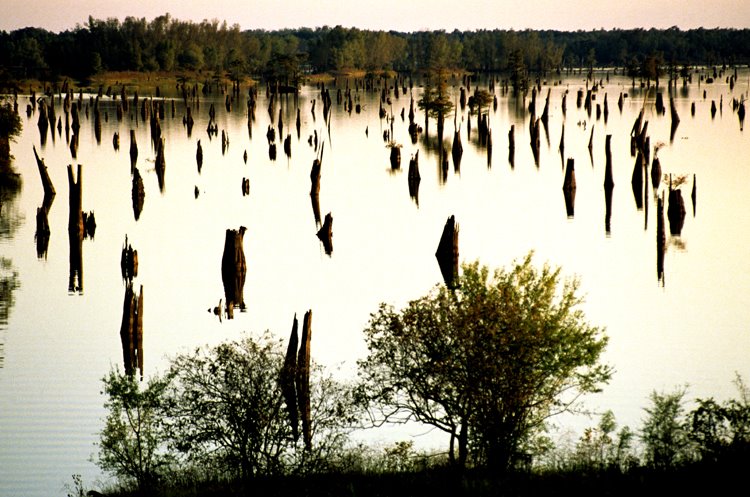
left=0, top=184, right=22, bottom=370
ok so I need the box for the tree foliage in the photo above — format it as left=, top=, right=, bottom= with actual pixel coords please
left=97, top=369, right=173, bottom=492
left=640, top=388, right=692, bottom=469
left=357, top=255, right=612, bottom=472
left=3, top=17, right=750, bottom=81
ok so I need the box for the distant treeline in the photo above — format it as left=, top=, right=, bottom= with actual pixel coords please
left=2, top=14, right=750, bottom=81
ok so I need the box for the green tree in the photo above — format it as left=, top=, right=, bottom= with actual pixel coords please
left=688, top=374, right=750, bottom=463
left=0, top=102, right=22, bottom=187
left=96, top=369, right=173, bottom=492
left=357, top=255, right=612, bottom=472
left=573, top=410, right=636, bottom=471
left=418, top=69, right=454, bottom=138
left=641, top=388, right=692, bottom=469
left=160, top=332, right=357, bottom=480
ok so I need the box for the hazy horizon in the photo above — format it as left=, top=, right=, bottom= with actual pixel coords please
left=2, top=0, right=749, bottom=34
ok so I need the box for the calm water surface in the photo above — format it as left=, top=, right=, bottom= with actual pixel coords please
left=2, top=70, right=750, bottom=495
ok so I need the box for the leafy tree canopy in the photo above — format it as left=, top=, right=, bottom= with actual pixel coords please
left=357, top=254, right=612, bottom=471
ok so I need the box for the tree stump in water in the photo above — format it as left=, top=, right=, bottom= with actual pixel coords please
left=221, top=227, right=247, bottom=319
left=657, top=197, right=666, bottom=283
left=317, top=213, right=333, bottom=256
left=562, top=158, right=577, bottom=218
left=651, top=157, right=662, bottom=190
left=408, top=151, right=421, bottom=204
left=296, top=310, right=312, bottom=451
left=129, top=130, right=138, bottom=171
left=120, top=237, right=138, bottom=281
left=132, top=167, right=145, bottom=221
left=631, top=152, right=645, bottom=210
left=196, top=140, right=203, bottom=172
left=155, top=137, right=166, bottom=192
left=435, top=215, right=459, bottom=289
left=119, top=283, right=144, bottom=378
left=34, top=146, right=55, bottom=197
left=389, top=145, right=401, bottom=169
left=667, top=188, right=686, bottom=235
left=281, top=314, right=299, bottom=441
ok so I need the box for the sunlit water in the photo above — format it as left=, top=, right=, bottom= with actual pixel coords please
left=2, top=70, right=750, bottom=495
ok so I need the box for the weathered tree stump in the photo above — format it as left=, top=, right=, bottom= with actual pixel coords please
left=196, top=140, right=203, bottom=172
left=317, top=213, right=333, bottom=256
left=129, top=130, right=138, bottom=171
left=389, top=145, right=401, bottom=169
left=119, top=283, right=144, bottom=378
left=408, top=151, right=420, bottom=205
left=155, top=137, right=166, bottom=192
left=657, top=197, right=666, bottom=283
left=631, top=152, right=644, bottom=210
left=221, top=227, right=247, bottom=318
left=132, top=167, right=145, bottom=221
left=508, top=124, right=515, bottom=167
left=296, top=310, right=312, bottom=451
left=691, top=174, right=697, bottom=216
left=435, top=215, right=459, bottom=289
left=120, top=236, right=138, bottom=281
left=33, top=146, right=55, bottom=197
left=310, top=192, right=321, bottom=226
left=281, top=314, right=300, bottom=441
left=562, top=158, right=576, bottom=218
left=651, top=157, right=662, bottom=190
left=667, top=188, right=686, bottom=235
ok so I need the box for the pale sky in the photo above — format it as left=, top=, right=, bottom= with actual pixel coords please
left=2, top=0, right=749, bottom=33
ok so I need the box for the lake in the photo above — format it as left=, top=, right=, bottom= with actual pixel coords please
left=2, top=69, right=750, bottom=495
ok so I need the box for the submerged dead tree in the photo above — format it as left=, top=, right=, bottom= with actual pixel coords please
left=129, top=130, right=138, bottom=171
left=119, top=283, right=144, bottom=378
left=317, top=213, right=333, bottom=256
left=310, top=143, right=324, bottom=224
left=120, top=236, right=138, bottom=282
left=296, top=310, right=313, bottom=451
left=67, top=164, right=84, bottom=293
left=435, top=215, right=459, bottom=289
left=667, top=185, right=686, bottom=236
left=408, top=150, right=421, bottom=205
left=33, top=146, right=55, bottom=258
left=281, top=315, right=300, bottom=441
left=155, top=137, right=166, bottom=192
left=562, top=158, right=576, bottom=218
left=220, top=226, right=247, bottom=319
left=604, top=135, right=614, bottom=234
left=132, top=167, right=145, bottom=221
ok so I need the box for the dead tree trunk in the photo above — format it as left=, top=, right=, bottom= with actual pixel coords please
left=562, top=158, right=577, bottom=218
left=132, top=167, right=145, bottom=221
left=221, top=226, right=247, bottom=318
left=435, top=215, right=459, bottom=289
left=129, top=130, right=138, bottom=171
left=119, top=283, right=145, bottom=378
left=296, top=310, right=312, bottom=451
left=281, top=314, right=300, bottom=441
left=34, top=145, right=55, bottom=197
left=317, top=213, right=333, bottom=256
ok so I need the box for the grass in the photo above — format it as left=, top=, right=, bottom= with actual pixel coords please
left=89, top=459, right=749, bottom=497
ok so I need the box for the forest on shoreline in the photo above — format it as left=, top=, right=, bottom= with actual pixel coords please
left=2, top=13, right=750, bottom=84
